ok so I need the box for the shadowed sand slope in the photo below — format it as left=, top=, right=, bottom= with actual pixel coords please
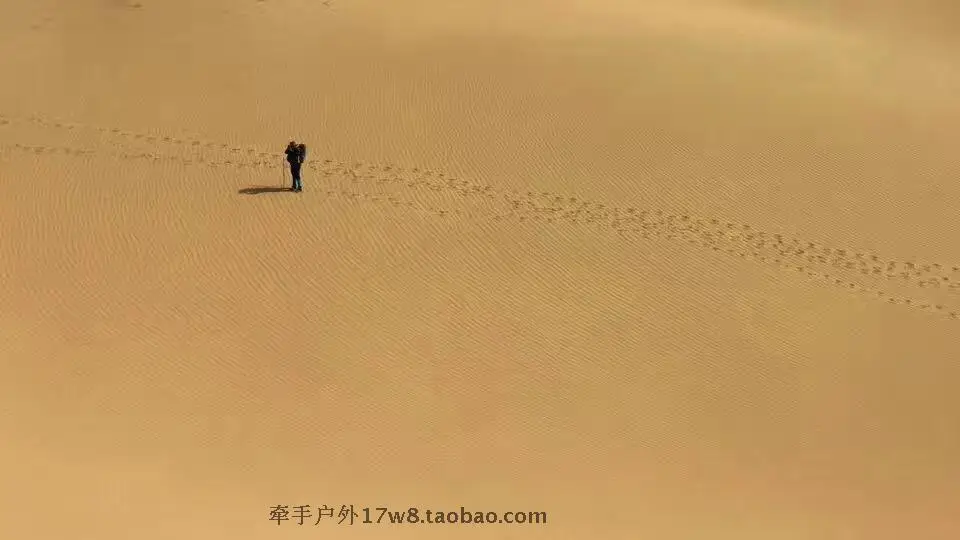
left=1, top=1, right=959, bottom=539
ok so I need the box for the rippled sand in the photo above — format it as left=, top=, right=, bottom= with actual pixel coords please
left=2, top=1, right=959, bottom=538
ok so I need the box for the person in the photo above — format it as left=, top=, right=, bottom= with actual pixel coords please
left=285, top=140, right=304, bottom=192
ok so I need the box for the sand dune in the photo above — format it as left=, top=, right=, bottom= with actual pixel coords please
left=2, top=1, right=959, bottom=539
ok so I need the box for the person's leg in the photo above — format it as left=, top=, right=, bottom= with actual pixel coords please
left=290, top=162, right=297, bottom=190
left=293, top=164, right=302, bottom=191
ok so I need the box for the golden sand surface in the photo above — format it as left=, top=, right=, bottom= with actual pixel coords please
left=1, top=1, right=958, bottom=538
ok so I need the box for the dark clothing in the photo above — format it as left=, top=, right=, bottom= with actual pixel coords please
left=291, top=162, right=302, bottom=191
left=286, top=144, right=305, bottom=191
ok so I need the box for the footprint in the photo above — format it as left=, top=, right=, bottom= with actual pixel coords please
left=12, top=110, right=960, bottom=319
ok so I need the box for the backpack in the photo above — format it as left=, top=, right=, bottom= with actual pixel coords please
left=297, top=144, right=307, bottom=162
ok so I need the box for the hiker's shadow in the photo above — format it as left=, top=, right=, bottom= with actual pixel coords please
left=238, top=186, right=292, bottom=195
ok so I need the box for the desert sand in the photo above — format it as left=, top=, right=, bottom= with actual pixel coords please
left=2, top=1, right=959, bottom=538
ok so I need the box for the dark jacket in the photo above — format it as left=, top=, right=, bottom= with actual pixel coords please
left=285, top=145, right=301, bottom=165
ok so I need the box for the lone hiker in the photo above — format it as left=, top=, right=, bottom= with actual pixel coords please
left=285, top=140, right=306, bottom=192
